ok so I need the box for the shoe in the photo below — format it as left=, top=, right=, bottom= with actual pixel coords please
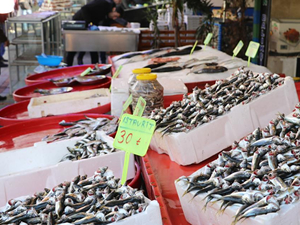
left=0, top=61, right=8, bottom=67
left=0, top=57, right=8, bottom=62
left=0, top=96, right=7, bottom=101
left=77, top=58, right=83, bottom=65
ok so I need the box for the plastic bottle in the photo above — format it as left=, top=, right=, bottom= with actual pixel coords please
left=128, top=68, right=151, bottom=95
left=131, top=73, right=164, bottom=116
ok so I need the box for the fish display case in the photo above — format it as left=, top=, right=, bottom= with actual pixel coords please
left=6, top=11, right=62, bottom=93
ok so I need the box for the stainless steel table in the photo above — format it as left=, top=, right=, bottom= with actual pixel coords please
left=63, top=30, right=139, bottom=52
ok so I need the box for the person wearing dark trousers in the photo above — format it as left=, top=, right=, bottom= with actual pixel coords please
left=66, top=0, right=122, bottom=66
left=0, top=25, right=9, bottom=68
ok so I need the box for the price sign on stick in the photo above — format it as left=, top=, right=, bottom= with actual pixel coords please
left=133, top=96, right=146, bottom=117
left=80, top=67, right=91, bottom=76
left=245, top=41, right=260, bottom=67
left=112, top=65, right=123, bottom=79
left=110, top=65, right=123, bottom=91
left=113, top=114, right=156, bottom=184
left=190, top=40, right=198, bottom=55
left=119, top=94, right=133, bottom=121
left=232, top=40, right=244, bottom=59
left=203, top=33, right=213, bottom=49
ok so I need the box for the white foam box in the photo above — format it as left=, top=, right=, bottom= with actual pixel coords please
left=150, top=77, right=298, bottom=165
left=175, top=164, right=300, bottom=225
left=0, top=192, right=162, bottom=225
left=270, top=18, right=300, bottom=54
left=27, top=88, right=110, bottom=118
left=0, top=134, right=135, bottom=206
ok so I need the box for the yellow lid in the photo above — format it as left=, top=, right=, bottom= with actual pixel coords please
left=294, top=77, right=300, bottom=81
left=132, top=68, right=151, bottom=74
left=136, top=73, right=157, bottom=80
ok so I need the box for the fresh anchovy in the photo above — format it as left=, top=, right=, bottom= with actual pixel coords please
left=42, top=117, right=118, bottom=142
left=177, top=102, right=300, bottom=224
left=150, top=67, right=285, bottom=135
left=0, top=168, right=148, bottom=225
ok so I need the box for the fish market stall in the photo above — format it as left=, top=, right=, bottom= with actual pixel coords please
left=111, top=45, right=272, bottom=84
left=175, top=103, right=300, bottom=225
left=0, top=116, right=136, bottom=206
left=0, top=167, right=162, bottom=225
left=150, top=68, right=298, bottom=165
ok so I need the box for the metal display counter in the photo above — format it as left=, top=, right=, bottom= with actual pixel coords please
left=63, top=30, right=139, bottom=52
left=6, top=11, right=61, bottom=92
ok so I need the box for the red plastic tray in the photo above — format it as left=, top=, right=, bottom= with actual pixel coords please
left=0, top=114, right=113, bottom=152
left=13, top=77, right=111, bottom=102
left=140, top=150, right=218, bottom=225
left=0, top=99, right=111, bottom=126
left=25, top=64, right=103, bottom=85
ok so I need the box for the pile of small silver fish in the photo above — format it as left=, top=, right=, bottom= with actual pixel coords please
left=0, top=167, right=148, bottom=225
left=42, top=116, right=118, bottom=143
left=60, top=131, right=115, bottom=162
left=178, top=103, right=300, bottom=224
left=150, top=67, right=285, bottom=135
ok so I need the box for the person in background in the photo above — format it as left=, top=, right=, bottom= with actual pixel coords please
left=66, top=0, right=122, bottom=66
left=0, top=0, right=18, bottom=67
left=0, top=27, right=10, bottom=101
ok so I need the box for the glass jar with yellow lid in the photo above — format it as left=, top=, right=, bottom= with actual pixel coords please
left=131, top=73, right=164, bottom=116
left=128, top=68, right=151, bottom=95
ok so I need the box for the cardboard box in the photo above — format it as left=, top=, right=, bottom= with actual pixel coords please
left=270, top=18, right=300, bottom=54
left=28, top=88, right=110, bottom=118
left=150, top=76, right=298, bottom=165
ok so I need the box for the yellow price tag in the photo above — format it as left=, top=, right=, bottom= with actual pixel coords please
left=133, top=96, right=146, bottom=117
left=245, top=41, right=260, bottom=67
left=112, top=65, right=123, bottom=79
left=110, top=65, right=123, bottom=91
left=113, top=114, right=156, bottom=184
left=232, top=40, right=244, bottom=59
left=204, top=33, right=213, bottom=49
left=119, top=94, right=133, bottom=121
left=190, top=40, right=198, bottom=55
left=80, top=67, right=91, bottom=76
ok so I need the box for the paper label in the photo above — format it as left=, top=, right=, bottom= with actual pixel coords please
left=113, top=114, right=156, bottom=156
left=190, top=40, right=198, bottom=55
left=245, top=41, right=260, bottom=58
left=204, top=33, right=213, bottom=45
left=80, top=67, right=91, bottom=76
left=233, top=40, right=244, bottom=57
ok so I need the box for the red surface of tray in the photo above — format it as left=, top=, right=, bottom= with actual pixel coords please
left=13, top=77, right=111, bottom=102
left=0, top=99, right=111, bottom=126
left=140, top=150, right=218, bottom=225
left=25, top=64, right=107, bottom=85
left=0, top=114, right=113, bottom=152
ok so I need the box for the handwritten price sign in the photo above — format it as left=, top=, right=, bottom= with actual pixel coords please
left=113, top=114, right=156, bottom=184
left=245, top=41, right=260, bottom=67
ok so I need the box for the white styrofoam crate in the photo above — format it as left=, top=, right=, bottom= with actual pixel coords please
left=28, top=88, right=110, bottom=118
left=175, top=158, right=300, bottom=225
left=150, top=77, right=298, bottom=165
left=0, top=134, right=135, bottom=206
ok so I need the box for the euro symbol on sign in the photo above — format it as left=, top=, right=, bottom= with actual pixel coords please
left=136, top=138, right=141, bottom=145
